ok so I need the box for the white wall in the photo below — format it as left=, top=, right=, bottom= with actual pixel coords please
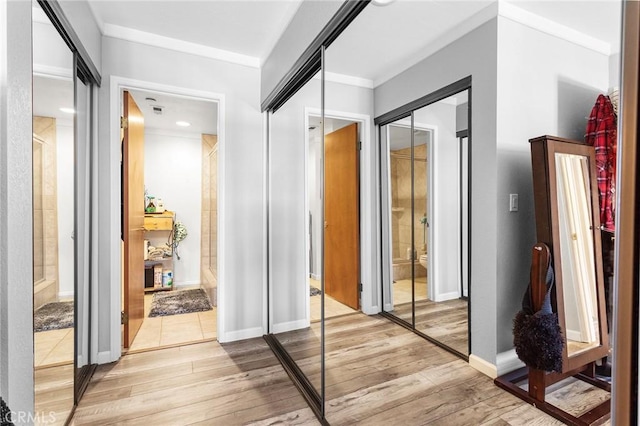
left=495, top=16, right=610, bottom=353
left=0, top=0, right=34, bottom=417
left=144, top=130, right=202, bottom=286
left=414, top=102, right=461, bottom=301
left=57, top=122, right=74, bottom=297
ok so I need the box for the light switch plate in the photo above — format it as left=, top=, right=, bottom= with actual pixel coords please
left=509, top=194, right=519, bottom=212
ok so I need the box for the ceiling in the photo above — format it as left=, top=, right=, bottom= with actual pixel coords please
left=35, top=1, right=621, bottom=134
left=87, top=0, right=622, bottom=87
left=88, top=0, right=303, bottom=62
left=128, top=90, right=219, bottom=136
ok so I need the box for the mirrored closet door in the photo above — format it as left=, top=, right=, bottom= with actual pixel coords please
left=266, top=62, right=324, bottom=414
left=33, top=1, right=99, bottom=422
left=379, top=82, right=471, bottom=357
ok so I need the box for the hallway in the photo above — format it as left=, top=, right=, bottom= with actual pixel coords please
left=70, top=313, right=609, bottom=425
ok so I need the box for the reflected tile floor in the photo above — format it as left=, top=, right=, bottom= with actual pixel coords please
left=35, top=328, right=74, bottom=367
left=310, top=278, right=358, bottom=321
left=127, top=290, right=217, bottom=353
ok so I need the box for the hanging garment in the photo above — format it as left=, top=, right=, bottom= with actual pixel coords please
left=585, top=94, right=617, bottom=231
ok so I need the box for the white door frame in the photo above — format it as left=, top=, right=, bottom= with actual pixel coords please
left=107, top=76, right=226, bottom=360
left=304, top=108, right=375, bottom=315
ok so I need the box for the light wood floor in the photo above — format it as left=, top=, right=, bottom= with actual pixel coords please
left=310, top=278, right=358, bottom=321
left=70, top=312, right=609, bottom=425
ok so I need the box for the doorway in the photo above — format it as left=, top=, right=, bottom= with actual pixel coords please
left=116, top=80, right=224, bottom=354
left=306, top=111, right=370, bottom=320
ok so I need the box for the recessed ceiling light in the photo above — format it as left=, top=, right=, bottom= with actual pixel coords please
left=59, top=107, right=75, bottom=114
left=176, top=121, right=191, bottom=127
left=371, top=0, right=395, bottom=5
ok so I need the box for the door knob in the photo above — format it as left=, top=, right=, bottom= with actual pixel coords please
left=324, top=221, right=328, bottom=228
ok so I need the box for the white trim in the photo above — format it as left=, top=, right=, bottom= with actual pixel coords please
left=303, top=110, right=312, bottom=327
left=305, top=108, right=374, bottom=315
left=312, top=71, right=374, bottom=90
left=432, top=291, right=460, bottom=303
left=373, top=1, right=613, bottom=88
left=566, top=329, right=583, bottom=342
left=496, top=348, right=525, bottom=376
left=220, top=326, right=265, bottom=343
left=310, top=273, right=321, bottom=281
left=103, top=24, right=260, bottom=69
left=498, top=2, right=612, bottom=56
left=174, top=280, right=201, bottom=287
left=469, top=354, right=498, bottom=379
left=32, top=64, right=73, bottom=80
left=262, top=112, right=269, bottom=336
left=109, top=76, right=226, bottom=359
left=58, top=291, right=74, bottom=299
left=272, top=319, right=310, bottom=335
left=96, top=350, right=117, bottom=364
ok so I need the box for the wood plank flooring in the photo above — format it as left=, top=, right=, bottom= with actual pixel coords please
left=71, top=312, right=609, bottom=425
left=391, top=298, right=468, bottom=355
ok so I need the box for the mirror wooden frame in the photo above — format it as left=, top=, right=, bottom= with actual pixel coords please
left=530, top=135, right=610, bottom=373
left=495, top=135, right=611, bottom=426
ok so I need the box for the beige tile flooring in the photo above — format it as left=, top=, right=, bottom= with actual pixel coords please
left=127, top=290, right=217, bottom=353
left=393, top=276, right=428, bottom=305
left=35, top=327, right=74, bottom=368
left=310, top=278, right=357, bottom=321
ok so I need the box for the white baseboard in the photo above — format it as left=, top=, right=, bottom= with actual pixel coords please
left=218, top=326, right=264, bottom=344
left=384, top=303, right=393, bottom=311
left=469, top=354, right=498, bottom=378
left=310, top=273, right=320, bottom=281
left=97, top=350, right=119, bottom=364
left=362, top=305, right=379, bottom=315
left=271, top=319, right=310, bottom=334
left=566, top=329, right=582, bottom=342
left=433, top=291, right=460, bottom=302
left=175, top=280, right=200, bottom=287
left=469, top=349, right=525, bottom=379
left=58, top=291, right=74, bottom=299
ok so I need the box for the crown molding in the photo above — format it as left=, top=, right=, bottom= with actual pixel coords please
left=103, top=23, right=261, bottom=69
left=498, top=1, right=612, bottom=56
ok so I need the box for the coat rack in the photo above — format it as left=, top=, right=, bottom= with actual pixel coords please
left=495, top=243, right=610, bottom=425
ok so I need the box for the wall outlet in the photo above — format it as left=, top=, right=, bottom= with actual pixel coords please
left=509, top=194, right=519, bottom=212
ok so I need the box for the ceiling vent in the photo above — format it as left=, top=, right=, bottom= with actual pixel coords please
left=152, top=106, right=163, bottom=115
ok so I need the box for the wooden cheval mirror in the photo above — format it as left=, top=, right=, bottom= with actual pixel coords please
left=495, top=136, right=611, bottom=425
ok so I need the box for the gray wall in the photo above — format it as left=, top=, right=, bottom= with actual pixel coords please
left=495, top=16, right=609, bottom=353
left=261, top=0, right=342, bottom=105
left=375, top=19, right=499, bottom=363
left=0, top=0, right=35, bottom=418
left=98, top=36, right=264, bottom=352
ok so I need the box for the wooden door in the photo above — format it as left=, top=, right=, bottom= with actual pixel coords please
left=123, top=91, right=145, bottom=348
left=324, top=123, right=360, bottom=310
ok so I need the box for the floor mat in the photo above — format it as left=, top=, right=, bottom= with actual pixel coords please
left=34, top=301, right=74, bottom=332
left=149, top=288, right=213, bottom=317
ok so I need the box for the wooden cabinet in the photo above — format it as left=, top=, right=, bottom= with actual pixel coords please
left=144, top=211, right=175, bottom=292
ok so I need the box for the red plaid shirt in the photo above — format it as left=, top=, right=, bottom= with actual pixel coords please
left=585, top=94, right=617, bottom=231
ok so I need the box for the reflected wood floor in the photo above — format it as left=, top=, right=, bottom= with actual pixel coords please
left=71, top=313, right=608, bottom=425
left=392, top=298, right=469, bottom=355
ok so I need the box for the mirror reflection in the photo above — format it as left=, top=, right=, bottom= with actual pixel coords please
left=555, top=152, right=600, bottom=356
left=269, top=71, right=322, bottom=396
left=32, top=11, right=76, bottom=421
left=380, top=88, right=470, bottom=356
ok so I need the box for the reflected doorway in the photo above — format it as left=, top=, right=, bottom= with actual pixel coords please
left=380, top=83, right=471, bottom=358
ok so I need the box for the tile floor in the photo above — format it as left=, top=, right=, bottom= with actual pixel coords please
left=392, top=276, right=428, bottom=304
left=35, top=327, right=74, bottom=367
left=309, top=278, right=357, bottom=321
left=127, top=290, right=217, bottom=353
